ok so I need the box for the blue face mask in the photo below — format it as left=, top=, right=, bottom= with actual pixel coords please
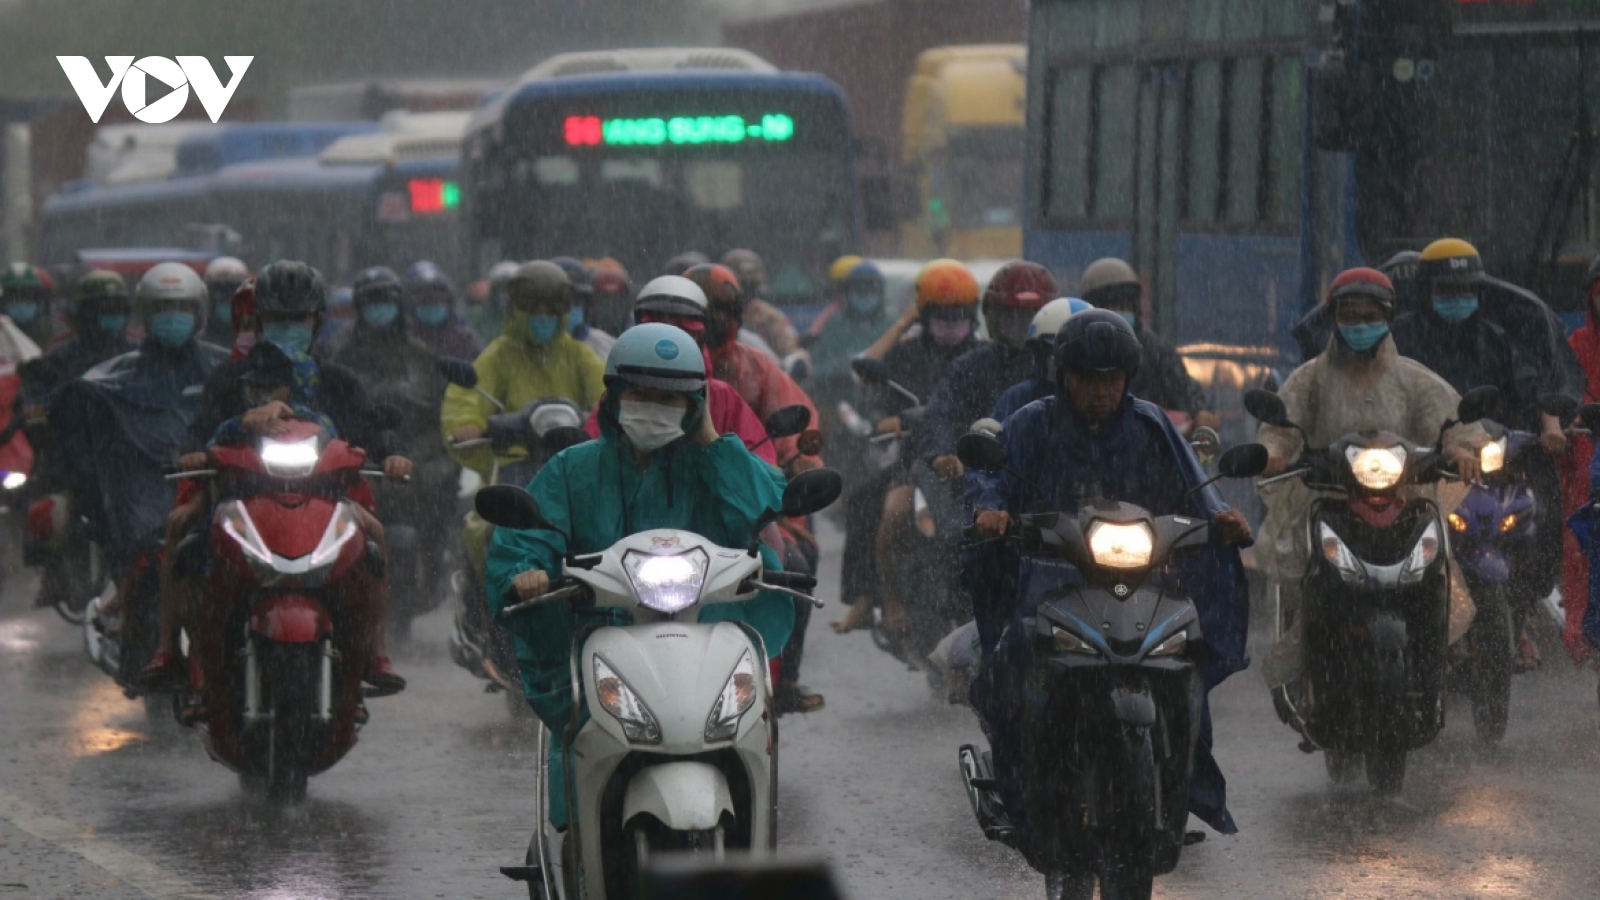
left=1338, top=322, right=1389, bottom=353
left=148, top=311, right=196, bottom=348
left=1116, top=310, right=1138, bottom=329
left=261, top=320, right=315, bottom=356
left=566, top=307, right=584, bottom=333
left=361, top=302, right=400, bottom=328
left=847, top=290, right=881, bottom=314
left=1432, top=294, right=1479, bottom=323
left=98, top=312, right=128, bottom=334
left=6, top=301, right=38, bottom=324
left=415, top=303, right=450, bottom=326
left=214, top=300, right=231, bottom=322
left=527, top=313, right=561, bottom=344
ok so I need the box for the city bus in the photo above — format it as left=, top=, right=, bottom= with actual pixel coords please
left=461, top=48, right=861, bottom=321
left=1023, top=0, right=1600, bottom=357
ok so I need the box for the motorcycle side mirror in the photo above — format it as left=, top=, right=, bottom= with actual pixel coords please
left=782, top=467, right=843, bottom=517
left=956, top=432, right=1008, bottom=472
left=372, top=403, right=403, bottom=432
left=764, top=404, right=812, bottom=440
left=1216, top=442, right=1270, bottom=479
left=1243, top=388, right=1289, bottom=428
left=796, top=428, right=824, bottom=457
left=850, top=356, right=889, bottom=385
left=18, top=356, right=62, bottom=385
left=1580, top=403, right=1600, bottom=434
left=969, top=417, right=1002, bottom=438
left=543, top=425, right=590, bottom=452
left=1541, top=393, right=1579, bottom=422
left=438, top=357, right=479, bottom=389
left=1456, top=385, right=1501, bottom=425
left=474, top=484, right=550, bottom=531
left=1190, top=425, right=1222, bottom=463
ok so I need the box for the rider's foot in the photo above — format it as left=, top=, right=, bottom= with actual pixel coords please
left=829, top=597, right=875, bottom=633
left=878, top=600, right=909, bottom=636
left=1515, top=632, right=1542, bottom=672
left=178, top=701, right=208, bottom=727
left=364, top=656, right=406, bottom=696
left=774, top=681, right=825, bottom=714
left=137, top=649, right=187, bottom=691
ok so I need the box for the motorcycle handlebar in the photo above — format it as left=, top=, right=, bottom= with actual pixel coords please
left=502, top=581, right=587, bottom=615
left=450, top=438, right=492, bottom=450
left=759, top=570, right=816, bottom=591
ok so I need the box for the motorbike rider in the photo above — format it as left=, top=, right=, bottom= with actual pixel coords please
left=588, top=263, right=634, bottom=338
left=831, top=259, right=985, bottom=634
left=1256, top=267, right=1486, bottom=697
left=720, top=248, right=804, bottom=365
left=991, top=296, right=1093, bottom=423
left=200, top=257, right=251, bottom=346
left=487, top=322, right=795, bottom=829
left=1, top=263, right=60, bottom=348
left=968, top=308, right=1253, bottom=839
left=142, top=260, right=412, bottom=694
left=405, top=261, right=483, bottom=361
left=582, top=275, right=777, bottom=466
left=805, top=260, right=890, bottom=409
left=1559, top=255, right=1600, bottom=664
left=1389, top=238, right=1575, bottom=668
left=552, top=256, right=616, bottom=360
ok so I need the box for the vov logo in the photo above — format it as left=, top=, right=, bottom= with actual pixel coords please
left=57, top=56, right=253, bottom=124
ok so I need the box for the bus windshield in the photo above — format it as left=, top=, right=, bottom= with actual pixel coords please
left=1357, top=36, right=1600, bottom=282
left=944, top=127, right=1025, bottom=229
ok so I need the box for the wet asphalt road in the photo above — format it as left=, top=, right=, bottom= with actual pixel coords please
left=4, top=520, right=1600, bottom=899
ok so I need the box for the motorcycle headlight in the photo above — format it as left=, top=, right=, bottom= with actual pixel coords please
left=1447, top=512, right=1468, bottom=533
left=622, top=548, right=709, bottom=614
left=594, top=655, right=660, bottom=744
left=1, top=470, right=25, bottom=490
left=1086, top=520, right=1154, bottom=569
left=1397, top=520, right=1442, bottom=585
left=1345, top=445, right=1406, bottom=490
left=1052, top=626, right=1099, bottom=656
left=261, top=436, right=320, bottom=478
left=1318, top=522, right=1365, bottom=584
left=1148, top=631, right=1188, bottom=657
left=1498, top=513, right=1519, bottom=534
left=1480, top=438, right=1506, bottom=475
left=704, top=650, right=759, bottom=743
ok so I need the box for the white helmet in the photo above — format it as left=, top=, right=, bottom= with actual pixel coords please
left=634, top=275, right=708, bottom=320
left=1026, top=296, right=1090, bottom=346
left=135, top=262, right=207, bottom=325
left=203, top=256, right=250, bottom=283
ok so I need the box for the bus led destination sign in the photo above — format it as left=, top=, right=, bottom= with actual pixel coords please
left=564, top=113, right=795, bottom=147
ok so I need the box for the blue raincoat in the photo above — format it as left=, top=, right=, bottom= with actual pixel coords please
left=965, top=392, right=1248, bottom=835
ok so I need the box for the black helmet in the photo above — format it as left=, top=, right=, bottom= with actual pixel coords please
left=662, top=251, right=709, bottom=276
left=253, top=260, right=326, bottom=317
left=1054, top=308, right=1142, bottom=384
left=352, top=266, right=403, bottom=306
left=551, top=256, right=593, bottom=298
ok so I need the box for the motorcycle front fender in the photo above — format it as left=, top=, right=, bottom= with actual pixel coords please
left=251, top=594, right=331, bottom=643
left=622, top=761, right=735, bottom=832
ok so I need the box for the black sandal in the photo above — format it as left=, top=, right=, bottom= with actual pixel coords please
left=774, top=682, right=825, bottom=714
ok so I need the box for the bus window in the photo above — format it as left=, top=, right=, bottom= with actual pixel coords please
left=1267, top=56, right=1302, bottom=225
left=685, top=161, right=742, bottom=211
left=1094, top=66, right=1139, bottom=220
left=1185, top=59, right=1224, bottom=222
left=535, top=157, right=580, bottom=185
left=1043, top=67, right=1092, bottom=221
left=1224, top=58, right=1265, bottom=226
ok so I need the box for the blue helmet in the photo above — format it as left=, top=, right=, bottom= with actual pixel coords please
left=404, top=261, right=455, bottom=301
left=551, top=256, right=593, bottom=297
left=603, top=322, right=706, bottom=394
left=1027, top=296, right=1089, bottom=346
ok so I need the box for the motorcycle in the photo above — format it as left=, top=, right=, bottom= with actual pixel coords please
left=1447, top=395, right=1574, bottom=743
left=476, top=468, right=843, bottom=900
left=165, top=416, right=401, bottom=801
left=1247, top=385, right=1497, bottom=793
left=954, top=430, right=1267, bottom=900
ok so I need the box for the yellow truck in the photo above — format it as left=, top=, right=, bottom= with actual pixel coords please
left=899, top=45, right=1025, bottom=260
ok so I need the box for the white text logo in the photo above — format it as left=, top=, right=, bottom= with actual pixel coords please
left=56, top=56, right=253, bottom=124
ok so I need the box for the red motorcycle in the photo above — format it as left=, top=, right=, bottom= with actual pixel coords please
left=178, top=418, right=391, bottom=801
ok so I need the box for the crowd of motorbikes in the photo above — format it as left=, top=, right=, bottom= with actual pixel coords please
left=4, top=250, right=1600, bottom=900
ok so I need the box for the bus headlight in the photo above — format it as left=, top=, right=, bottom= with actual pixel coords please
left=1085, top=521, right=1154, bottom=569
left=1345, top=445, right=1406, bottom=490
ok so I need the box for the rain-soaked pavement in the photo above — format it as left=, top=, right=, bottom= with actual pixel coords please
left=3, top=521, right=1600, bottom=899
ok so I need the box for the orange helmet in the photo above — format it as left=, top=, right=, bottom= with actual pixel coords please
left=683, top=263, right=744, bottom=310
left=915, top=259, right=979, bottom=309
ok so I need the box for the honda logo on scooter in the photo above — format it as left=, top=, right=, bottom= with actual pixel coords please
left=57, top=56, right=253, bottom=123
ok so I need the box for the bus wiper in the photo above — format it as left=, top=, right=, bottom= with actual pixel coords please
left=1525, top=77, right=1595, bottom=287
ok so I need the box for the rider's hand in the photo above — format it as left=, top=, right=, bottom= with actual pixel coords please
left=788, top=454, right=822, bottom=475
left=1213, top=509, right=1252, bottom=544
left=692, top=408, right=720, bottom=446
left=382, top=456, right=413, bottom=479
left=1542, top=416, right=1570, bottom=455
left=1453, top=447, right=1483, bottom=484
left=21, top=403, right=45, bottom=422
left=180, top=452, right=209, bottom=471
left=1195, top=410, right=1222, bottom=431
left=242, top=401, right=293, bottom=436
left=452, top=425, right=483, bottom=443
left=875, top=416, right=902, bottom=436
left=931, top=455, right=965, bottom=479
left=1261, top=453, right=1288, bottom=478
left=512, top=568, right=549, bottom=601
left=974, top=509, right=1013, bottom=538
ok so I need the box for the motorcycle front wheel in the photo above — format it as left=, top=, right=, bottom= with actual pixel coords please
left=1467, top=590, right=1513, bottom=745
left=1324, top=750, right=1362, bottom=784
left=1045, top=871, right=1094, bottom=900
left=1366, top=749, right=1407, bottom=796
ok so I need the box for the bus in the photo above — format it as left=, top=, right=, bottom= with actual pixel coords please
left=1023, top=0, right=1600, bottom=358
left=461, top=48, right=861, bottom=321
left=899, top=45, right=1026, bottom=260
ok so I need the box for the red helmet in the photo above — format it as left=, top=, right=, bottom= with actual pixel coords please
left=983, top=261, right=1057, bottom=310
left=1325, top=267, right=1395, bottom=314
left=683, top=263, right=743, bottom=310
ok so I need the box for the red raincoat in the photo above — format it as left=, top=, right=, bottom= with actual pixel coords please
left=583, top=349, right=778, bottom=466
left=709, top=340, right=820, bottom=466
left=1561, top=305, right=1600, bottom=663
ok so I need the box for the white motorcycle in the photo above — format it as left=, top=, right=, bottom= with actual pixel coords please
left=476, top=468, right=843, bottom=900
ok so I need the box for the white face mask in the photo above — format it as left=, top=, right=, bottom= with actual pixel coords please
left=618, top=399, right=687, bottom=451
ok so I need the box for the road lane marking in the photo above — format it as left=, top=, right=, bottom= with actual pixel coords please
left=0, top=786, right=219, bottom=900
